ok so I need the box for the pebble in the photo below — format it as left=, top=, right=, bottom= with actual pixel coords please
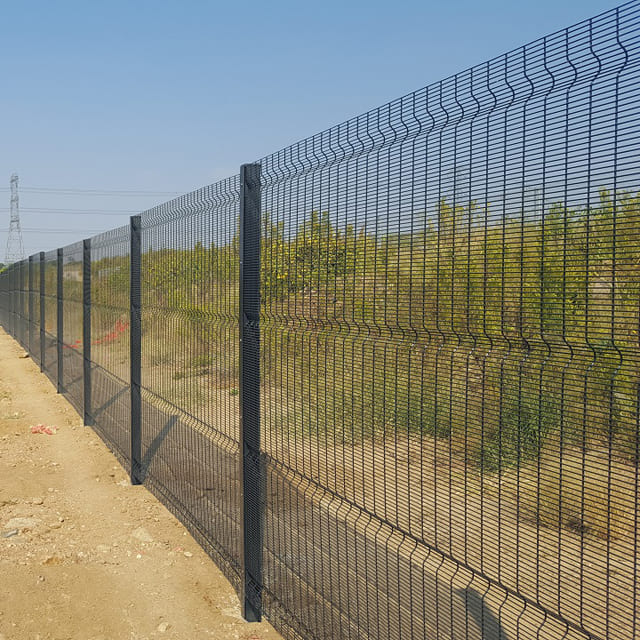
left=183, top=551, right=193, bottom=558
left=4, top=517, right=41, bottom=531
left=1, top=529, right=19, bottom=539
left=32, top=497, right=44, bottom=505
left=157, top=622, right=170, bottom=633
left=130, top=526, right=154, bottom=543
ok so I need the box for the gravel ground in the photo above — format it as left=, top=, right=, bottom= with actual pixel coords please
left=0, top=329, right=282, bottom=640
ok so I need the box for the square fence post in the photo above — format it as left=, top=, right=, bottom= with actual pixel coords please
left=19, top=260, right=25, bottom=347
left=28, top=256, right=34, bottom=355
left=12, top=264, right=17, bottom=338
left=56, top=247, right=63, bottom=393
left=39, top=252, right=45, bottom=372
left=130, top=215, right=142, bottom=485
left=239, top=163, right=263, bottom=622
left=83, top=239, right=92, bottom=426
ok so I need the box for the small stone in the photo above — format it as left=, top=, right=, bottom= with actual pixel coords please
left=32, top=497, right=44, bottom=505
left=49, top=523, right=61, bottom=530
left=183, top=551, right=193, bottom=558
left=157, top=622, right=170, bottom=633
left=96, top=544, right=110, bottom=554
left=37, top=575, right=45, bottom=583
left=47, top=487, right=55, bottom=493
left=1, top=529, right=19, bottom=539
left=136, top=554, right=142, bottom=559
left=130, top=527, right=153, bottom=543
left=4, top=517, right=40, bottom=531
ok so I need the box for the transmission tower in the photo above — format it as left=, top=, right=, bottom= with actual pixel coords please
left=5, top=173, right=25, bottom=264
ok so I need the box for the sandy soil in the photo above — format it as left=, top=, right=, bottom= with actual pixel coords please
left=0, top=330, right=283, bottom=640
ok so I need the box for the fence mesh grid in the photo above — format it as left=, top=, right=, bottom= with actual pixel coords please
left=138, top=176, right=243, bottom=589
left=41, top=249, right=58, bottom=388
left=61, top=241, right=84, bottom=413
left=0, top=3, right=638, bottom=639
left=28, top=256, right=40, bottom=365
left=257, top=4, right=640, bottom=639
left=88, top=225, right=131, bottom=466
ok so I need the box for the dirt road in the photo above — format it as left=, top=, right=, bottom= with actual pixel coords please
left=0, top=330, right=282, bottom=640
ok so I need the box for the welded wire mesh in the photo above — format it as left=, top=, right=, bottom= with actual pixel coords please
left=258, top=3, right=640, bottom=639
left=0, top=4, right=636, bottom=640
left=61, top=241, right=84, bottom=413
left=88, top=225, right=131, bottom=465
left=1, top=263, right=16, bottom=339
left=139, top=176, right=243, bottom=590
left=0, top=267, right=8, bottom=331
left=16, top=259, right=28, bottom=350
left=28, top=256, right=39, bottom=363
left=41, top=250, right=58, bottom=388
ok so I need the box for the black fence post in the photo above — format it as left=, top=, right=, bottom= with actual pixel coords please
left=239, top=163, right=263, bottom=622
left=22, top=260, right=27, bottom=347
left=83, top=239, right=92, bottom=426
left=56, top=247, right=63, bottom=393
left=19, top=260, right=25, bottom=347
left=39, top=252, right=45, bottom=372
left=17, top=261, right=22, bottom=346
left=11, top=264, right=16, bottom=338
left=10, top=264, right=15, bottom=338
left=130, top=215, right=142, bottom=485
left=28, top=256, right=34, bottom=355
left=13, top=262, right=20, bottom=340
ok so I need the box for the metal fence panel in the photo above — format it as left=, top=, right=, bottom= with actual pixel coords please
left=139, top=176, right=243, bottom=591
left=18, top=259, right=28, bottom=350
left=0, top=4, right=637, bottom=640
left=61, top=241, right=85, bottom=414
left=258, top=3, right=640, bottom=639
left=88, top=225, right=131, bottom=466
left=30, top=254, right=41, bottom=367
left=42, top=250, right=59, bottom=388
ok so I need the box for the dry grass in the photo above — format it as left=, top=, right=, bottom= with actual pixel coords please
left=500, top=446, right=637, bottom=541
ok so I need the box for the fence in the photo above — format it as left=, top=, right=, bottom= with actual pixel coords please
left=1, top=3, right=639, bottom=638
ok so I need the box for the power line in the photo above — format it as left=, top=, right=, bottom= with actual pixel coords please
left=0, top=207, right=137, bottom=215
left=21, top=227, right=107, bottom=234
left=0, top=186, right=181, bottom=196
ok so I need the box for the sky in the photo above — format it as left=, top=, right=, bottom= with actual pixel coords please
left=0, top=0, right=624, bottom=256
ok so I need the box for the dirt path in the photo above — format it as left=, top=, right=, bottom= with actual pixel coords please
left=0, top=330, right=282, bottom=640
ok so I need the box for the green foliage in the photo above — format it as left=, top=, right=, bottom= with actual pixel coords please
left=137, top=190, right=640, bottom=477
left=259, top=190, right=640, bottom=471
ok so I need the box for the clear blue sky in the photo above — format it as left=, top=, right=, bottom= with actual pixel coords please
left=0, top=0, right=622, bottom=255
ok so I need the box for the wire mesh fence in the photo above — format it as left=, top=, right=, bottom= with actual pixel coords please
left=138, top=177, right=243, bottom=590
left=0, top=3, right=639, bottom=639
left=41, top=249, right=58, bottom=388
left=61, top=241, right=84, bottom=413
left=88, top=225, right=131, bottom=466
